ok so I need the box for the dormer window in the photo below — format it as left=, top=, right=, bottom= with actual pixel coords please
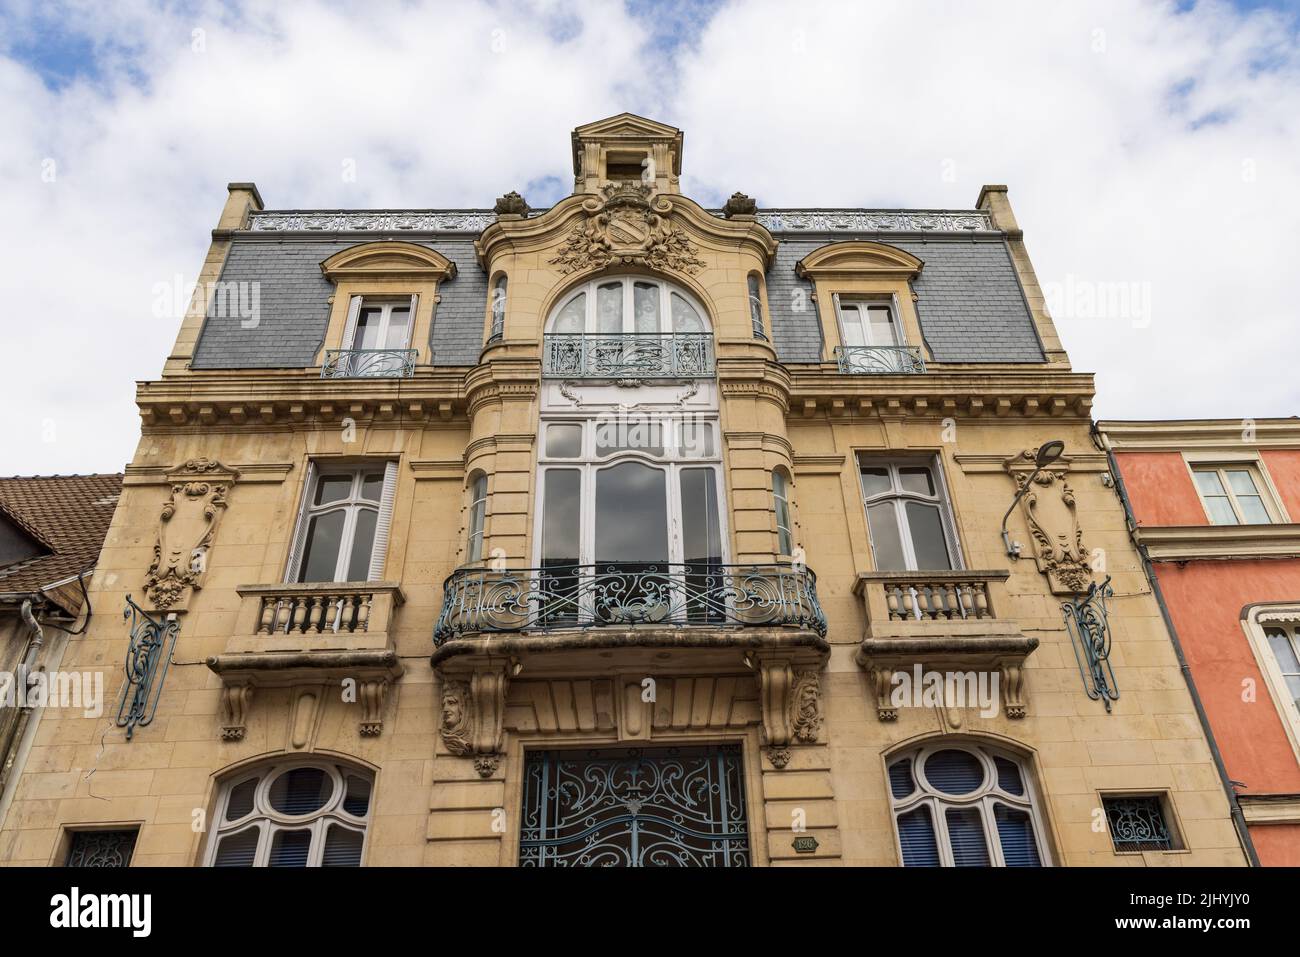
left=606, top=151, right=649, bottom=183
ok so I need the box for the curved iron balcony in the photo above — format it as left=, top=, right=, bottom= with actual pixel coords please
left=434, top=562, right=826, bottom=644
left=543, top=333, right=714, bottom=379
left=834, top=345, right=925, bottom=375
left=321, top=349, right=418, bottom=379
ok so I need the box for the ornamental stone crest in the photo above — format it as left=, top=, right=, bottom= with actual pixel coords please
left=548, top=182, right=705, bottom=276
left=144, top=458, right=238, bottom=611
left=1006, top=449, right=1092, bottom=595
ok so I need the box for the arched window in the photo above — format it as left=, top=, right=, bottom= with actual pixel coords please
left=772, top=467, right=793, bottom=556
left=489, top=275, right=507, bottom=343
left=206, top=760, right=373, bottom=867
left=466, top=472, right=488, bottom=564
left=748, top=274, right=767, bottom=340
left=887, top=743, right=1048, bottom=867
left=547, top=276, right=709, bottom=334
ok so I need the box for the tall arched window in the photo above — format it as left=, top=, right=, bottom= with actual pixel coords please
left=489, top=275, right=507, bottom=343
left=772, top=467, right=793, bottom=556
left=206, top=760, right=373, bottom=867
left=466, top=472, right=488, bottom=564
left=887, top=743, right=1048, bottom=867
left=748, top=273, right=767, bottom=340
left=548, top=276, right=709, bottom=335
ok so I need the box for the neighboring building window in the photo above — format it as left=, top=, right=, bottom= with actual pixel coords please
left=466, top=473, right=488, bottom=564
left=748, top=274, right=767, bottom=340
left=66, top=829, right=138, bottom=867
left=1243, top=607, right=1300, bottom=758
left=888, top=745, right=1047, bottom=867
left=858, top=457, right=959, bottom=571
left=207, top=762, right=372, bottom=867
left=489, top=276, right=507, bottom=342
left=1101, top=795, right=1176, bottom=852
left=1263, top=622, right=1300, bottom=713
left=287, top=463, right=398, bottom=583
left=548, top=276, right=708, bottom=335
left=772, top=468, right=793, bottom=556
left=1192, top=464, right=1276, bottom=525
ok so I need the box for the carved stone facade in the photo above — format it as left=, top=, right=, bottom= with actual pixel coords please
left=548, top=183, right=706, bottom=275
left=1006, top=448, right=1093, bottom=595
left=143, top=458, right=237, bottom=611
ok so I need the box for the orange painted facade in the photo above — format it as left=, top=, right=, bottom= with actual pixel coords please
left=1108, top=431, right=1300, bottom=867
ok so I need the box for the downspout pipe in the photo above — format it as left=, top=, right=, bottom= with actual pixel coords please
left=1092, top=422, right=1260, bottom=866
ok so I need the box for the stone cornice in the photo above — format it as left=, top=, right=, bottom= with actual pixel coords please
left=1136, top=523, right=1300, bottom=561
left=1237, top=794, right=1300, bottom=824
left=1098, top=419, right=1300, bottom=451
left=786, top=369, right=1095, bottom=419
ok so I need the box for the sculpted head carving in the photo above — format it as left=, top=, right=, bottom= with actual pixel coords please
left=440, top=680, right=472, bottom=755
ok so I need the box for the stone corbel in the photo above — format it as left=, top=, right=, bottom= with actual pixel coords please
left=439, top=666, right=510, bottom=777
left=358, top=679, right=390, bottom=737
left=220, top=682, right=254, bottom=741
left=144, top=458, right=239, bottom=612
left=1005, top=448, right=1092, bottom=595
left=755, top=657, right=823, bottom=769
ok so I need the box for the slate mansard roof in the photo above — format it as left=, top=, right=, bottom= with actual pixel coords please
left=191, top=207, right=1044, bottom=370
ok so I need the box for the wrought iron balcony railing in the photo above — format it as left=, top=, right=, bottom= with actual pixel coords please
left=834, top=345, right=926, bottom=375
left=543, top=333, right=714, bottom=379
left=434, top=562, right=826, bottom=644
left=321, top=349, right=418, bottom=379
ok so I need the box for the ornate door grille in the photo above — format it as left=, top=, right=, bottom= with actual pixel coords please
left=520, top=745, right=751, bottom=867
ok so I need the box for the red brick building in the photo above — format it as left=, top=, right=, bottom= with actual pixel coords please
left=1099, top=419, right=1300, bottom=865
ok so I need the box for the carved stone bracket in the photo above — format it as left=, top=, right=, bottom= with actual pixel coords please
left=144, top=458, right=239, bottom=612
left=1005, top=448, right=1092, bottom=595
left=548, top=183, right=705, bottom=275
left=220, top=682, right=254, bottom=741
left=440, top=666, right=510, bottom=777
left=862, top=654, right=1034, bottom=722
left=755, top=656, right=824, bottom=768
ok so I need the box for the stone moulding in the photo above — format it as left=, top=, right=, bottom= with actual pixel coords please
left=1005, top=448, right=1093, bottom=595
left=143, top=458, right=238, bottom=612
left=206, top=649, right=403, bottom=740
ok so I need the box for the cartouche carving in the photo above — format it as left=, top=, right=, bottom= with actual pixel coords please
left=144, top=459, right=238, bottom=611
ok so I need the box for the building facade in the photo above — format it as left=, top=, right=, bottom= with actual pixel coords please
left=0, top=115, right=1250, bottom=867
left=1100, top=418, right=1300, bottom=865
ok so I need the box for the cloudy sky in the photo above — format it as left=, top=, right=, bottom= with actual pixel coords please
left=2, top=0, right=1298, bottom=475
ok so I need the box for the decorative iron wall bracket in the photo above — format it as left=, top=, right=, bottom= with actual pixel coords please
left=1062, top=576, right=1119, bottom=711
left=117, top=595, right=179, bottom=739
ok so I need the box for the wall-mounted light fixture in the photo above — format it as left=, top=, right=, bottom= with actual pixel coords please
left=1000, top=440, right=1065, bottom=558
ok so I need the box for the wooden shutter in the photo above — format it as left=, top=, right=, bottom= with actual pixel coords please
left=366, top=460, right=399, bottom=582
left=405, top=294, right=418, bottom=351
left=283, top=461, right=318, bottom=582
left=341, top=295, right=363, bottom=350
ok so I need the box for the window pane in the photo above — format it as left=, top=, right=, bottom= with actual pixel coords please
left=541, top=470, right=581, bottom=564
left=595, top=417, right=663, bottom=457
left=1204, top=496, right=1239, bottom=526
left=888, top=758, right=915, bottom=799
left=905, top=502, right=952, bottom=570
left=1237, top=496, right=1270, bottom=524
left=269, top=767, right=333, bottom=816
left=314, top=475, right=353, bottom=505
left=671, top=292, right=704, bottom=333
left=384, top=307, right=411, bottom=348
left=347, top=508, right=378, bottom=580
left=773, top=471, right=792, bottom=556
left=353, top=307, right=384, bottom=349
left=925, top=750, right=985, bottom=795
left=678, top=419, right=714, bottom=457
left=595, top=463, right=668, bottom=563
left=633, top=282, right=660, bottom=333
left=1266, top=628, right=1300, bottom=674
left=343, top=775, right=372, bottom=817
left=994, top=757, right=1025, bottom=796
left=859, top=466, right=891, bottom=499
left=994, top=804, right=1041, bottom=867
left=322, top=825, right=364, bottom=867
left=1194, top=470, right=1226, bottom=496
left=944, top=807, right=990, bottom=866
left=545, top=423, right=583, bottom=458
left=865, top=306, right=899, bottom=346
left=553, top=293, right=585, bottom=333
left=596, top=283, right=623, bottom=333
left=299, top=511, right=346, bottom=582
left=1225, top=469, right=1260, bottom=496
left=896, top=806, right=939, bottom=866
left=898, top=466, right=935, bottom=496
left=268, top=829, right=312, bottom=867
left=840, top=304, right=867, bottom=347
left=867, top=502, right=906, bottom=571
left=681, top=468, right=722, bottom=563
left=213, top=828, right=260, bottom=867
left=225, top=778, right=257, bottom=821
left=360, top=472, right=384, bottom=502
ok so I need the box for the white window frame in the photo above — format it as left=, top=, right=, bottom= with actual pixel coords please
left=546, top=276, right=711, bottom=335
left=835, top=293, right=905, bottom=349
left=747, top=274, right=767, bottom=340
left=466, top=473, right=489, bottom=564
left=285, top=462, right=398, bottom=583
left=205, top=761, right=373, bottom=867
left=887, top=743, right=1052, bottom=867
left=489, top=276, right=507, bottom=342
left=858, top=455, right=963, bottom=571
left=772, top=467, right=794, bottom=557
left=1188, top=461, right=1284, bottom=526
left=533, top=414, right=728, bottom=572
left=1242, top=604, right=1300, bottom=763
left=343, top=295, right=417, bottom=352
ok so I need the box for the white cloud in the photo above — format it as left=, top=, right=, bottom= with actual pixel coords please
left=1, top=0, right=1297, bottom=474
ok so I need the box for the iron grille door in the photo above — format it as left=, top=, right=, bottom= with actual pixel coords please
left=520, top=745, right=751, bottom=867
